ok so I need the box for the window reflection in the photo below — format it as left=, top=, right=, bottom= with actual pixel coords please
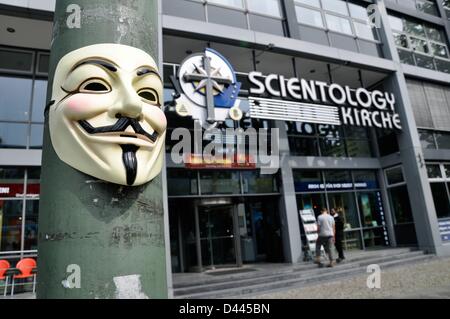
left=242, top=171, right=278, bottom=194
left=0, top=77, right=32, bottom=122
left=246, top=0, right=281, bottom=17
left=357, top=192, right=384, bottom=228
left=208, top=0, right=243, bottom=8
left=24, top=200, right=39, bottom=251
left=167, top=169, right=198, bottom=196
left=30, top=124, right=44, bottom=149
left=200, top=171, right=240, bottom=195
left=0, top=122, right=28, bottom=149
left=31, top=80, right=48, bottom=123
left=0, top=200, right=23, bottom=252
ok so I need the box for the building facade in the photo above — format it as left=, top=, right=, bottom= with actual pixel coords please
left=1, top=0, right=450, bottom=274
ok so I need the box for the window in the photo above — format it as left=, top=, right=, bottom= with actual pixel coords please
left=419, top=130, right=450, bottom=150
left=246, top=0, right=281, bottom=17
left=393, top=33, right=409, bottom=48
left=445, top=0, right=450, bottom=19
left=0, top=47, right=49, bottom=150
left=208, top=0, right=243, bottom=8
left=0, top=168, right=40, bottom=256
left=385, top=166, right=405, bottom=186
left=0, top=77, right=33, bottom=122
left=425, top=26, right=446, bottom=43
left=389, top=185, right=414, bottom=223
left=388, top=0, right=439, bottom=17
left=328, top=192, right=359, bottom=229
left=426, top=162, right=450, bottom=219
left=416, top=0, right=439, bottom=16
left=200, top=171, right=241, bottom=195
left=288, top=123, right=374, bottom=158
left=420, top=130, right=437, bottom=149
left=431, top=43, right=449, bottom=58
left=0, top=49, right=34, bottom=73
left=325, top=14, right=353, bottom=35
left=389, top=14, right=450, bottom=73
left=167, top=169, right=198, bottom=196
left=354, top=21, right=376, bottom=40
left=242, top=171, right=278, bottom=193
left=430, top=182, right=450, bottom=218
left=357, top=192, right=384, bottom=228
left=295, top=0, right=320, bottom=8
left=295, top=169, right=387, bottom=250
left=294, top=0, right=380, bottom=54
left=410, top=37, right=430, bottom=54
left=348, top=2, right=369, bottom=21
left=293, top=170, right=323, bottom=192
left=427, top=164, right=442, bottom=179
left=296, top=6, right=324, bottom=28
left=322, top=0, right=348, bottom=15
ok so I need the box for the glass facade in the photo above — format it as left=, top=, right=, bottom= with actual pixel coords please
left=162, top=0, right=285, bottom=36
left=294, top=169, right=389, bottom=250
left=444, top=0, right=450, bottom=19
left=288, top=123, right=374, bottom=158
left=389, top=13, right=450, bottom=73
left=419, top=129, right=450, bottom=150
left=426, top=163, right=450, bottom=219
left=0, top=47, right=48, bottom=149
left=0, top=167, right=40, bottom=258
left=294, top=0, right=382, bottom=56
left=387, top=0, right=440, bottom=16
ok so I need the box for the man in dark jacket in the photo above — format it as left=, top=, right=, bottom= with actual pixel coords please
left=332, top=208, right=345, bottom=262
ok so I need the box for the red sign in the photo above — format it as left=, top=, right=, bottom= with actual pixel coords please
left=185, top=154, right=256, bottom=169
left=0, top=183, right=40, bottom=198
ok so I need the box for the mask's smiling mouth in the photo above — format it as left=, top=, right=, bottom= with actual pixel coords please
left=78, top=117, right=159, bottom=144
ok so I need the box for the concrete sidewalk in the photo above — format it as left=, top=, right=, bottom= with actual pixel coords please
left=252, top=257, right=450, bottom=299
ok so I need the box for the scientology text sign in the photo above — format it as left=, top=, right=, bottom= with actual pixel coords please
left=248, top=71, right=401, bottom=130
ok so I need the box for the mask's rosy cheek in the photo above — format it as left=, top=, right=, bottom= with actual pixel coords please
left=62, top=94, right=102, bottom=119
left=157, top=111, right=167, bottom=129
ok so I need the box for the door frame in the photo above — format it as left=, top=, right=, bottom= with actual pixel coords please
left=193, top=198, right=243, bottom=272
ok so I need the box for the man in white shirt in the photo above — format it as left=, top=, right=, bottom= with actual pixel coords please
left=315, top=208, right=336, bottom=267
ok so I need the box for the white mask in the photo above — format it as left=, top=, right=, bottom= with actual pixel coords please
left=49, top=44, right=167, bottom=186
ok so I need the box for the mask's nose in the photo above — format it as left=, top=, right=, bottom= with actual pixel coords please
left=109, top=83, right=143, bottom=119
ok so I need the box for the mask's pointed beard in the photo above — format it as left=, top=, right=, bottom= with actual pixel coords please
left=121, top=145, right=139, bottom=186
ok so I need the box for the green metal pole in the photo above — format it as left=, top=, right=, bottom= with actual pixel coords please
left=37, top=0, right=167, bottom=299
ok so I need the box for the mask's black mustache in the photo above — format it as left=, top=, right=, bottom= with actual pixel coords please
left=78, top=117, right=158, bottom=142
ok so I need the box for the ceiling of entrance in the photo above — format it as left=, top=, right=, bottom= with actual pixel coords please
left=0, top=14, right=52, bottom=50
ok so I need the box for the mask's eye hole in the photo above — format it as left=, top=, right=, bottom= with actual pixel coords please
left=79, top=79, right=111, bottom=93
left=138, top=88, right=159, bottom=105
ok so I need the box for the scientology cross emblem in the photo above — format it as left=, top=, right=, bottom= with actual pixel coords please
left=183, top=54, right=232, bottom=124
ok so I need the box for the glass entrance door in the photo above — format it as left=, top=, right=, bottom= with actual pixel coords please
left=199, top=205, right=237, bottom=268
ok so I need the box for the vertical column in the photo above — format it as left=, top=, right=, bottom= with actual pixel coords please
left=435, top=0, right=450, bottom=48
left=274, top=120, right=302, bottom=263
left=37, top=0, right=168, bottom=298
left=375, top=0, right=443, bottom=254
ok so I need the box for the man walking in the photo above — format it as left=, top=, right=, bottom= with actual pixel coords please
left=315, top=208, right=335, bottom=267
left=332, top=208, right=345, bottom=263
